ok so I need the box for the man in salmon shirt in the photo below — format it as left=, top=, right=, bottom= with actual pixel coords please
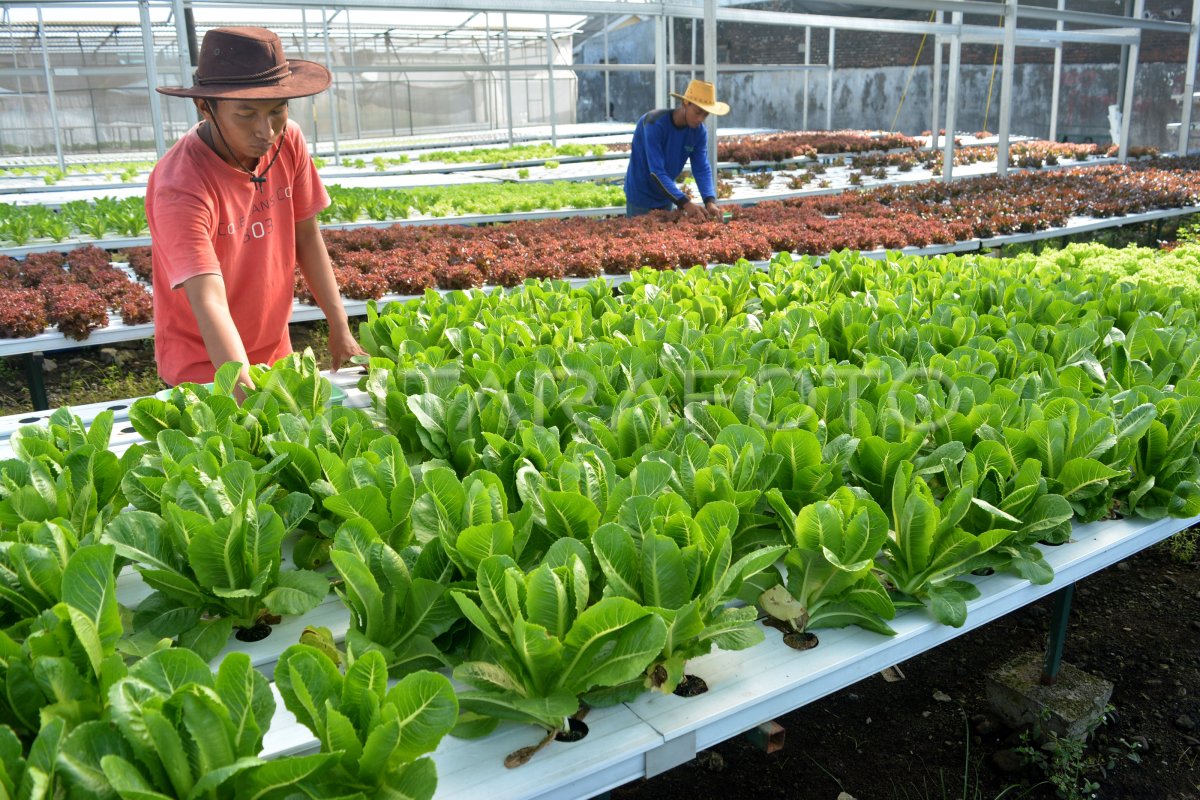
left=148, top=26, right=364, bottom=390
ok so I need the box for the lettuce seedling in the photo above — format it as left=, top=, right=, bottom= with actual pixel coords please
left=276, top=645, right=458, bottom=798
left=760, top=487, right=896, bottom=638
left=450, top=552, right=666, bottom=766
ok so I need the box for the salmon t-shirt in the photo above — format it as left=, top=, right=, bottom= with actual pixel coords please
left=146, top=120, right=329, bottom=386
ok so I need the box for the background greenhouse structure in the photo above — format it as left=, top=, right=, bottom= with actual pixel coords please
left=1, top=0, right=1200, bottom=799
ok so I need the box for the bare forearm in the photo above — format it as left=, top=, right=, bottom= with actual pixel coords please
left=183, top=275, right=252, bottom=384
left=295, top=221, right=351, bottom=331
left=294, top=216, right=366, bottom=370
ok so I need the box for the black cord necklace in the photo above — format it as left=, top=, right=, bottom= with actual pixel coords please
left=205, top=118, right=282, bottom=192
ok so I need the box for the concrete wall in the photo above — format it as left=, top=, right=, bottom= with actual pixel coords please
left=576, top=19, right=657, bottom=123
left=576, top=16, right=1189, bottom=151
left=717, top=62, right=1183, bottom=149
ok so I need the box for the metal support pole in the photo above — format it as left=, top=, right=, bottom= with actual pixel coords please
left=346, top=9, right=361, bottom=141
left=485, top=14, right=494, bottom=128
left=8, top=9, right=31, bottom=157
left=388, top=79, right=397, bottom=136
left=322, top=8, right=341, bottom=165
left=931, top=11, right=943, bottom=145
left=655, top=15, right=667, bottom=109
left=1119, top=0, right=1144, bottom=162
left=1050, top=0, right=1065, bottom=142
left=24, top=353, right=47, bottom=411
left=705, top=0, right=716, bottom=179
left=942, top=12, right=962, bottom=184
left=137, top=1, right=166, bottom=158
left=826, top=29, right=835, bottom=130
left=604, top=14, right=611, bottom=120
left=667, top=15, right=675, bottom=97
left=996, top=0, right=1017, bottom=176
left=302, top=10, right=318, bottom=149
left=406, top=78, right=413, bottom=135
left=503, top=13, right=514, bottom=145
left=803, top=27, right=811, bottom=130
left=1041, top=583, right=1075, bottom=684
left=1177, top=0, right=1200, bottom=154
left=36, top=8, right=65, bottom=168
left=546, top=15, right=556, bottom=145
left=172, top=0, right=190, bottom=89
left=691, top=18, right=696, bottom=82
left=1116, top=0, right=1133, bottom=110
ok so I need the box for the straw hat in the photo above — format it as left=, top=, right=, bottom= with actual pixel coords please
left=157, top=27, right=331, bottom=100
left=670, top=79, right=730, bottom=116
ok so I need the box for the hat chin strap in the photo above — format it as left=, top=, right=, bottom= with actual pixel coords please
left=208, top=114, right=282, bottom=192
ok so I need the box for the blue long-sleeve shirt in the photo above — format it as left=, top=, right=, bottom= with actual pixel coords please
left=623, top=109, right=717, bottom=210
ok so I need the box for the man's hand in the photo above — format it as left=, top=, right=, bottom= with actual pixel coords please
left=680, top=200, right=708, bottom=221
left=704, top=199, right=721, bottom=220
left=329, top=324, right=367, bottom=372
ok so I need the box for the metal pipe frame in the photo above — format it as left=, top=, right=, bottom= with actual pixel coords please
left=1119, top=0, right=1144, bottom=162
left=826, top=28, right=834, bottom=130
left=16, top=0, right=1193, bottom=36
left=4, top=0, right=1187, bottom=164
left=930, top=9, right=942, bottom=143
left=502, top=12, right=513, bottom=145
left=1049, top=0, right=1064, bottom=143
left=704, top=0, right=715, bottom=185
left=654, top=14, right=666, bottom=109
left=36, top=7, right=65, bottom=169
left=1178, top=0, right=1200, bottom=154
left=942, top=11, right=961, bottom=184
left=545, top=13, right=555, bottom=145
left=802, top=26, right=810, bottom=130
left=321, top=6, right=340, bottom=165
left=996, top=0, right=1016, bottom=175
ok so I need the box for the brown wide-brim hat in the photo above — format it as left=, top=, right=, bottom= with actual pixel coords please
left=670, top=79, right=730, bottom=116
left=157, top=27, right=331, bottom=100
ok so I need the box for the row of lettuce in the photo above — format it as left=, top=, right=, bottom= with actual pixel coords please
left=0, top=182, right=628, bottom=247
left=4, top=243, right=1200, bottom=798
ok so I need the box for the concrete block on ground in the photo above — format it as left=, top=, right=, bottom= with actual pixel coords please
left=986, top=651, right=1113, bottom=742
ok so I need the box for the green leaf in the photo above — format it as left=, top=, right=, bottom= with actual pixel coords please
left=542, top=490, right=601, bottom=540
left=592, top=523, right=641, bottom=601
left=62, top=544, right=122, bottom=675
left=640, top=534, right=691, bottom=610
left=263, top=570, right=329, bottom=617
left=1054, top=458, right=1125, bottom=499
left=275, top=645, right=343, bottom=734
left=384, top=670, right=459, bottom=763
left=559, top=598, right=666, bottom=692
left=232, top=753, right=335, bottom=800
left=102, top=511, right=175, bottom=572
left=128, top=648, right=212, bottom=696
left=324, top=486, right=393, bottom=537
left=378, top=758, right=439, bottom=800
left=100, top=754, right=173, bottom=800
left=215, top=653, right=274, bottom=756
left=57, top=720, right=138, bottom=797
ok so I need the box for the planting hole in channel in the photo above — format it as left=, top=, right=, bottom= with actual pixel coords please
left=673, top=674, right=709, bottom=697
left=235, top=622, right=273, bottom=643
left=783, top=631, right=819, bottom=651
left=555, top=717, right=589, bottom=743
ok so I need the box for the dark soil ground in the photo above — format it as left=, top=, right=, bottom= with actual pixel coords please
left=612, top=536, right=1200, bottom=800
left=3, top=318, right=1198, bottom=800
left=0, top=321, right=331, bottom=415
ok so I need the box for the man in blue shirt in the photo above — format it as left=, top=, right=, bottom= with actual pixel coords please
left=624, top=79, right=730, bottom=220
